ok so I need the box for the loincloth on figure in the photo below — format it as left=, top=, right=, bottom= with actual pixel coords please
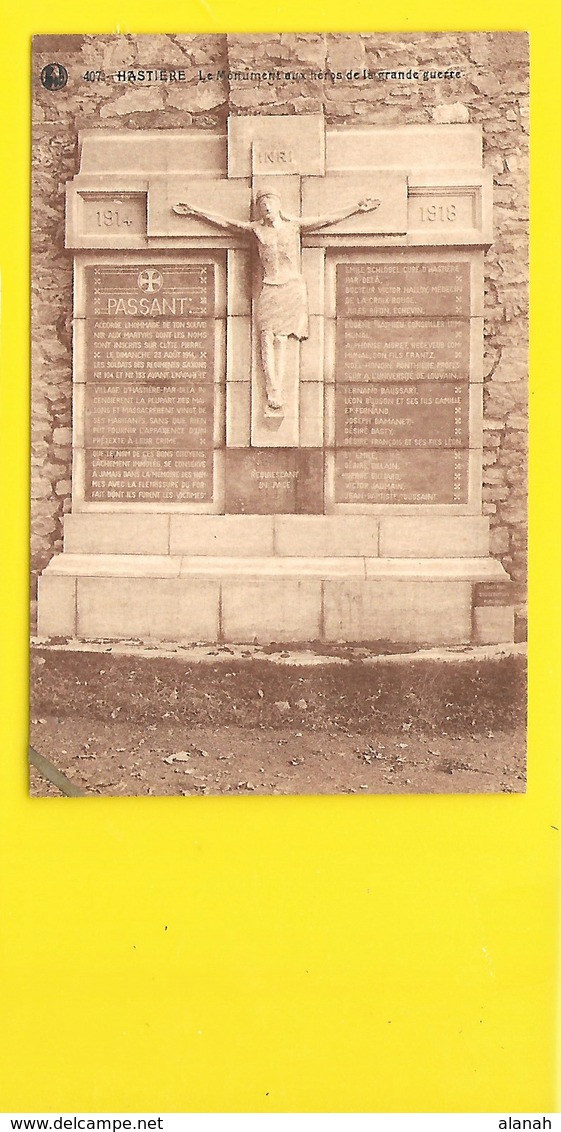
left=255, top=277, right=309, bottom=339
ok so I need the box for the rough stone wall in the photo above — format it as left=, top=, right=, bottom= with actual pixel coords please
left=31, top=32, right=528, bottom=627
left=31, top=33, right=229, bottom=626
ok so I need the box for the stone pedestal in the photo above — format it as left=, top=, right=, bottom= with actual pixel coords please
left=37, top=115, right=515, bottom=647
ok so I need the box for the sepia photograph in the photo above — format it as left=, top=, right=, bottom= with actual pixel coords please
left=30, top=31, right=528, bottom=797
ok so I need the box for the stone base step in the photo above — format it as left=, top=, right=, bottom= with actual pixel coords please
left=38, top=553, right=514, bottom=646
left=63, top=512, right=491, bottom=559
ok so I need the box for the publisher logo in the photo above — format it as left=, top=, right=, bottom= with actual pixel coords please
left=40, top=63, right=68, bottom=91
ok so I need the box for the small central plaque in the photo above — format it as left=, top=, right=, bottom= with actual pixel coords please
left=224, top=450, right=324, bottom=514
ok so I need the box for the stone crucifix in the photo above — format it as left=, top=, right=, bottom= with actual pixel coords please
left=173, top=190, right=381, bottom=411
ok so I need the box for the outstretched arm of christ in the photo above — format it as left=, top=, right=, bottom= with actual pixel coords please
left=298, top=197, right=381, bottom=231
left=173, top=202, right=253, bottom=233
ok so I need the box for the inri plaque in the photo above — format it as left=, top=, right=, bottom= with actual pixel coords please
left=83, top=263, right=217, bottom=503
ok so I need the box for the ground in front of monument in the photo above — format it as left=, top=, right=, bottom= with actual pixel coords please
left=30, top=34, right=529, bottom=798
left=29, top=642, right=526, bottom=797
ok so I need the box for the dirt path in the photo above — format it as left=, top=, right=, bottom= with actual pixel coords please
left=30, top=715, right=525, bottom=797
left=29, top=644, right=527, bottom=797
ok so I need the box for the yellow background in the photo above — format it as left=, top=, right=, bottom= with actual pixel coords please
left=0, top=0, right=559, bottom=1113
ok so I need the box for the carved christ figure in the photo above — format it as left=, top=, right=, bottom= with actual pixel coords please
left=173, top=190, right=381, bottom=410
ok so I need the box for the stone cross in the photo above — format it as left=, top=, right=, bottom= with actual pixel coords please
left=156, top=113, right=402, bottom=448
left=173, top=189, right=380, bottom=412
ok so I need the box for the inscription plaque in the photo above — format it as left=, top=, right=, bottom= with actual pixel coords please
left=86, top=318, right=214, bottom=383
left=335, top=450, right=468, bottom=505
left=335, top=318, right=470, bottom=383
left=331, top=257, right=473, bottom=506
left=473, top=580, right=515, bottom=607
left=84, top=385, right=214, bottom=449
left=83, top=263, right=217, bottom=504
left=337, top=262, right=471, bottom=318
left=224, top=449, right=324, bottom=515
left=86, top=450, right=214, bottom=504
left=87, top=263, right=215, bottom=318
left=335, top=382, right=469, bottom=448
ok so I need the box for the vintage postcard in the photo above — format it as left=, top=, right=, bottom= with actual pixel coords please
left=30, top=32, right=528, bottom=797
